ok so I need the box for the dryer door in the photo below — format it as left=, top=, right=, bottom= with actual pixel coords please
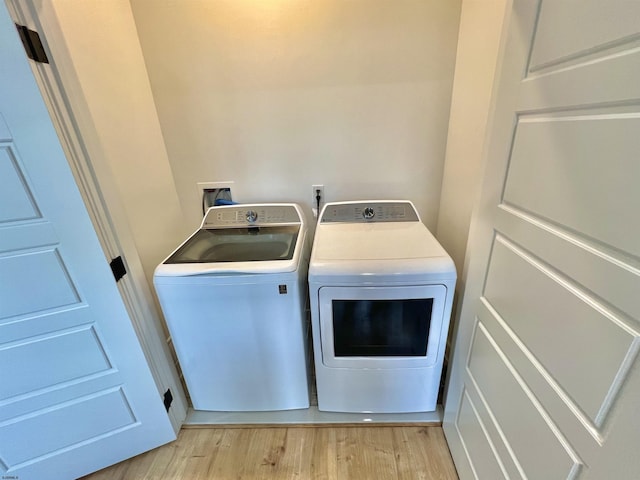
left=318, top=285, right=447, bottom=369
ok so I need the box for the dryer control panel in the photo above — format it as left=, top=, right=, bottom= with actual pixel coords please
left=320, top=201, right=420, bottom=223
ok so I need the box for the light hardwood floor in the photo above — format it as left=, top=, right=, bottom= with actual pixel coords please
left=81, top=426, right=458, bottom=479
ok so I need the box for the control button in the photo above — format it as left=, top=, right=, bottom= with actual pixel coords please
left=246, top=210, right=258, bottom=223
left=363, top=207, right=375, bottom=220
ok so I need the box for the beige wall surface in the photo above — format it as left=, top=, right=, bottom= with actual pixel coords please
left=43, top=0, right=190, bottom=282
left=436, top=0, right=508, bottom=274
left=130, top=0, right=461, bottom=230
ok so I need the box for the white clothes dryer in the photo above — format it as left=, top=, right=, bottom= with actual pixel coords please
left=309, top=201, right=456, bottom=413
left=154, top=204, right=310, bottom=411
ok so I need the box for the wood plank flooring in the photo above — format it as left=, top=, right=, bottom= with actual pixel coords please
left=81, top=426, right=458, bottom=479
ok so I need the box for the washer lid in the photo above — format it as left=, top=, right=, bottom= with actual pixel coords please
left=164, top=226, right=299, bottom=264
left=155, top=203, right=307, bottom=276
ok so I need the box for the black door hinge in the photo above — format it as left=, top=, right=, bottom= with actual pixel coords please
left=163, top=389, right=173, bottom=412
left=15, top=24, right=49, bottom=64
left=110, top=256, right=127, bottom=282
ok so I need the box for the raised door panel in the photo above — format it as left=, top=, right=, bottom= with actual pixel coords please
left=0, top=145, right=40, bottom=222
left=0, top=388, right=135, bottom=467
left=528, top=1, right=640, bottom=70
left=0, top=248, right=81, bottom=320
left=484, top=238, right=637, bottom=426
left=503, top=116, right=640, bottom=258
left=494, top=207, right=640, bottom=322
left=0, top=326, right=111, bottom=400
left=455, top=390, right=508, bottom=480
left=467, top=323, right=580, bottom=479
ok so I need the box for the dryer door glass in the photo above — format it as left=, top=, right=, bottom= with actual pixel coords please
left=332, top=299, right=432, bottom=356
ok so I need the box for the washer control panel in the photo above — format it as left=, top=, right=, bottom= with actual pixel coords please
left=320, top=201, right=420, bottom=223
left=202, top=204, right=302, bottom=228
left=245, top=210, right=258, bottom=223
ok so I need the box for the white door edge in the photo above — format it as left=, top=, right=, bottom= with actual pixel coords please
left=442, top=0, right=515, bottom=412
left=441, top=0, right=516, bottom=475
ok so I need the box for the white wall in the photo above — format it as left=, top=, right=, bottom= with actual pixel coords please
left=436, top=0, right=508, bottom=274
left=130, top=0, right=461, bottom=230
left=29, top=0, right=469, bottom=277
left=38, top=0, right=190, bottom=283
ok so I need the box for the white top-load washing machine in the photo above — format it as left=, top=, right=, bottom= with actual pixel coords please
left=154, top=203, right=310, bottom=411
left=309, top=201, right=456, bottom=413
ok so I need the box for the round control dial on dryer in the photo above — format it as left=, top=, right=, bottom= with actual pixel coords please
left=245, top=210, right=258, bottom=223
left=362, top=207, right=375, bottom=220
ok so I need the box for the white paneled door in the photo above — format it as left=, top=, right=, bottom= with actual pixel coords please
left=0, top=4, right=175, bottom=480
left=444, top=1, right=640, bottom=479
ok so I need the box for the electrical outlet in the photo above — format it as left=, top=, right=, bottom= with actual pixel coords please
left=312, top=184, right=324, bottom=210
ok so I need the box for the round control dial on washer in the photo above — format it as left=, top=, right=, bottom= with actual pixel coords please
left=362, top=207, right=375, bottom=220
left=246, top=210, right=258, bottom=223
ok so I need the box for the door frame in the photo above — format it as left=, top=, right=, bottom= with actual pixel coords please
left=4, top=0, right=187, bottom=433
